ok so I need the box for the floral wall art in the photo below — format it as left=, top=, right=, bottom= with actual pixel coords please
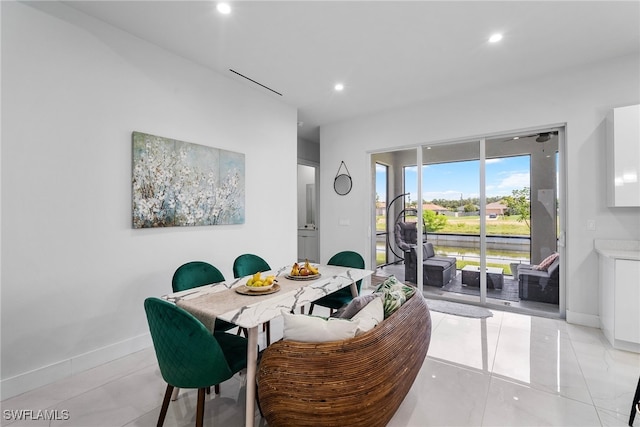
left=132, top=131, right=245, bottom=228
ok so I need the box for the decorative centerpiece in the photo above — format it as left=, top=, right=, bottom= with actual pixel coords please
left=286, top=260, right=320, bottom=280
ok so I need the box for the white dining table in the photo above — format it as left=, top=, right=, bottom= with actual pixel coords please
left=163, top=263, right=374, bottom=427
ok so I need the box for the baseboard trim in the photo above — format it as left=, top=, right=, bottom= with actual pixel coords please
left=566, top=310, right=600, bottom=328
left=1, top=333, right=151, bottom=401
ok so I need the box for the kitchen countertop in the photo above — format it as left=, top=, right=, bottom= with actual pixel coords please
left=594, top=239, right=640, bottom=260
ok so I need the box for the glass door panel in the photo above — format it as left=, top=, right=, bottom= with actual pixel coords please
left=486, top=131, right=560, bottom=312
left=372, top=148, right=419, bottom=282
left=421, top=141, right=481, bottom=303
left=375, top=163, right=389, bottom=266
left=483, top=153, right=531, bottom=304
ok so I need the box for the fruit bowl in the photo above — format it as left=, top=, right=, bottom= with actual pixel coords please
left=288, top=260, right=320, bottom=279
left=245, top=272, right=276, bottom=292
left=285, top=273, right=321, bottom=281
left=245, top=281, right=275, bottom=292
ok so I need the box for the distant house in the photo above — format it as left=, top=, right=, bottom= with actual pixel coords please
left=376, top=201, right=386, bottom=216
left=422, top=203, right=448, bottom=214
left=486, top=201, right=508, bottom=216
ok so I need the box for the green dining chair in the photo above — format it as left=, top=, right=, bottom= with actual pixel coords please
left=171, top=261, right=238, bottom=334
left=233, top=254, right=272, bottom=346
left=144, top=297, right=248, bottom=427
left=233, top=254, right=271, bottom=279
left=308, top=251, right=365, bottom=315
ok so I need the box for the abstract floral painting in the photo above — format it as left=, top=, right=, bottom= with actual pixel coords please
left=132, top=131, right=245, bottom=228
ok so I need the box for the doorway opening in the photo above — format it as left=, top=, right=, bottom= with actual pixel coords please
left=297, top=163, right=319, bottom=262
left=371, top=127, right=564, bottom=318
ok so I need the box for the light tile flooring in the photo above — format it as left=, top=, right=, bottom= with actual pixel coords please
left=2, top=303, right=639, bottom=426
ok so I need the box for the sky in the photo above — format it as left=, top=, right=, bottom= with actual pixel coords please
left=376, top=155, right=531, bottom=203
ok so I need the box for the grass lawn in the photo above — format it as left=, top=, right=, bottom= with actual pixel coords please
left=441, top=216, right=529, bottom=236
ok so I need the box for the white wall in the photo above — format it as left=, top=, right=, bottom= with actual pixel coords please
left=1, top=1, right=297, bottom=398
left=320, top=53, right=640, bottom=327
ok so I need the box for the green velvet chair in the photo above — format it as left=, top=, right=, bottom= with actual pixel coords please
left=308, top=251, right=365, bottom=315
left=233, top=254, right=272, bottom=346
left=144, top=297, right=248, bottom=427
left=233, top=254, right=271, bottom=279
left=171, top=261, right=238, bottom=334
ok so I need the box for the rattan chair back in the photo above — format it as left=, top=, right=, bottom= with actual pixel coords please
left=257, top=291, right=431, bottom=427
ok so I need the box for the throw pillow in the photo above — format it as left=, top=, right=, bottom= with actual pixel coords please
left=375, top=275, right=416, bottom=299
left=533, top=253, right=558, bottom=271
left=381, top=289, right=406, bottom=318
left=282, top=312, right=359, bottom=342
left=351, top=296, right=384, bottom=336
left=335, top=293, right=380, bottom=319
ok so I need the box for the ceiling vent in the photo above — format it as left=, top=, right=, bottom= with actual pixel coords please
left=229, top=69, right=282, bottom=96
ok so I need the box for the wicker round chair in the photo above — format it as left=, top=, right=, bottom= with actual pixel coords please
left=257, top=291, right=432, bottom=427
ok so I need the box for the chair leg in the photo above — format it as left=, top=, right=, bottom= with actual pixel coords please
left=171, top=387, right=180, bottom=401
left=265, top=321, right=271, bottom=347
left=629, top=376, right=640, bottom=426
left=196, top=388, right=206, bottom=427
left=157, top=384, right=174, bottom=427
left=215, top=384, right=220, bottom=394
left=308, top=304, right=314, bottom=315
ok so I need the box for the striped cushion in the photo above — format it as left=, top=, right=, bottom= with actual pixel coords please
left=533, top=253, right=558, bottom=271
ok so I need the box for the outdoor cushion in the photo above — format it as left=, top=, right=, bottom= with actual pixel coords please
left=424, top=242, right=436, bottom=258
left=533, top=252, right=559, bottom=271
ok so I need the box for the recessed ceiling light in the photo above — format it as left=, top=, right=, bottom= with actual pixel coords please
left=489, top=33, right=503, bottom=43
left=217, top=2, right=231, bottom=14
left=334, top=83, right=344, bottom=91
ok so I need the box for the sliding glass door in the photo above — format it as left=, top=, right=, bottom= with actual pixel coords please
left=371, top=129, right=562, bottom=316
left=419, top=131, right=561, bottom=313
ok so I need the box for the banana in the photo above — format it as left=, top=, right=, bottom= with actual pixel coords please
left=304, top=259, right=319, bottom=275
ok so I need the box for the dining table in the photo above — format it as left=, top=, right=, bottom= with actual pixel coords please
left=163, top=263, right=374, bottom=427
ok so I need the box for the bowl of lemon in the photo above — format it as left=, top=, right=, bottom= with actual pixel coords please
left=245, top=272, right=276, bottom=292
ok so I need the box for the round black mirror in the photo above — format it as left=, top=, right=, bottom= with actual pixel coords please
left=334, top=173, right=352, bottom=195
left=334, top=161, right=352, bottom=196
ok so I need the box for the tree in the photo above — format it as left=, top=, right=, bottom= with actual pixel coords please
left=504, top=187, right=531, bottom=229
left=463, top=203, right=477, bottom=213
left=423, top=209, right=447, bottom=232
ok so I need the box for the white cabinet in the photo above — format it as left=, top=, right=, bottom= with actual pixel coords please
left=599, top=255, right=640, bottom=352
left=614, top=260, right=640, bottom=344
left=298, top=228, right=318, bottom=263
left=606, top=104, right=640, bottom=207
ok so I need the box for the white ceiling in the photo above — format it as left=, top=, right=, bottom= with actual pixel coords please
left=62, top=1, right=640, bottom=143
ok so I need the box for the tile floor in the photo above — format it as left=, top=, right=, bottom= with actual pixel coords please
left=2, top=299, right=639, bottom=426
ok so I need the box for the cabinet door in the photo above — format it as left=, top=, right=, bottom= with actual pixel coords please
left=614, top=259, right=640, bottom=343
left=607, top=104, right=640, bottom=207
